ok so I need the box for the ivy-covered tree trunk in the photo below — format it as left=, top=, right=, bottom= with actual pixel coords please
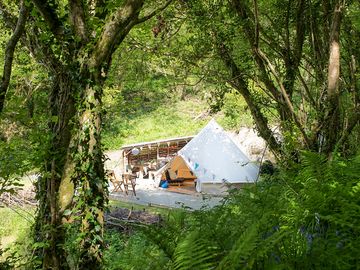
left=34, top=70, right=75, bottom=269
left=69, top=70, right=107, bottom=267
left=33, top=65, right=108, bottom=269
left=22, top=0, right=173, bottom=269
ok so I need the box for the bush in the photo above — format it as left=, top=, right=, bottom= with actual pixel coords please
left=118, top=152, right=360, bottom=269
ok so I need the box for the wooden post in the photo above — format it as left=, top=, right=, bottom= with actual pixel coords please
left=156, top=143, right=160, bottom=164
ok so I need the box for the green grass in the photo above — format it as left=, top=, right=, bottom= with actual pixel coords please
left=108, top=199, right=183, bottom=217
left=0, top=206, right=34, bottom=268
left=0, top=208, right=33, bottom=249
left=103, top=95, right=254, bottom=150
left=102, top=98, right=210, bottom=149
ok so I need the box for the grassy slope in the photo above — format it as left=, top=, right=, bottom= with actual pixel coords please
left=103, top=95, right=253, bottom=150
left=103, top=97, right=208, bottom=149
left=0, top=208, right=31, bottom=248
left=0, top=207, right=34, bottom=267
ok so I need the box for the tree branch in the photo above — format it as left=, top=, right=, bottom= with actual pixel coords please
left=256, top=48, right=312, bottom=147
left=231, top=0, right=312, bottom=147
left=89, top=0, right=144, bottom=69
left=218, top=42, right=282, bottom=155
left=336, top=106, right=360, bottom=150
left=0, top=0, right=28, bottom=113
left=230, top=0, right=283, bottom=101
left=69, top=0, right=88, bottom=43
left=297, top=69, right=317, bottom=109
left=253, top=0, right=259, bottom=48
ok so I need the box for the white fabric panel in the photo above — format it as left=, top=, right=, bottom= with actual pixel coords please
left=179, top=119, right=259, bottom=187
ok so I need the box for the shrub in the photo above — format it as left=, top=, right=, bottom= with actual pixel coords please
left=126, top=152, right=360, bottom=269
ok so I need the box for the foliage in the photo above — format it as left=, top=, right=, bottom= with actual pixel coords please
left=219, top=91, right=253, bottom=130
left=0, top=207, right=35, bottom=269
left=110, top=152, right=360, bottom=269
left=101, top=15, right=254, bottom=150
left=0, top=141, right=26, bottom=197
left=172, top=230, right=219, bottom=270
left=3, top=153, right=360, bottom=269
left=0, top=0, right=359, bottom=268
left=102, top=96, right=208, bottom=149
left=170, top=0, right=360, bottom=156
left=104, top=230, right=172, bottom=270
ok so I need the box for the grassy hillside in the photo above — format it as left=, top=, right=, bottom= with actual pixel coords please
left=102, top=91, right=253, bottom=150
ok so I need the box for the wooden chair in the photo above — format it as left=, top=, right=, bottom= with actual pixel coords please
left=107, top=170, right=123, bottom=192
left=122, top=173, right=136, bottom=196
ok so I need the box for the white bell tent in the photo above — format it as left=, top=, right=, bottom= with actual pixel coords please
left=178, top=119, right=260, bottom=192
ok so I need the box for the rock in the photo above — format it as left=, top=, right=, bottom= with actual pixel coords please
left=228, top=127, right=276, bottom=162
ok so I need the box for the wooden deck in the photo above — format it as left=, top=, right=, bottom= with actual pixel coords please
left=167, top=180, right=196, bottom=195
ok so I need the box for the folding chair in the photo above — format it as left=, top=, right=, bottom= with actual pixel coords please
left=123, top=173, right=136, bottom=196
left=107, top=170, right=123, bottom=192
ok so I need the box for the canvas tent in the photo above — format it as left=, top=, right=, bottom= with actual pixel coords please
left=177, top=119, right=260, bottom=193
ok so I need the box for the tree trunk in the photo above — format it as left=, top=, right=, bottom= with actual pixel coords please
left=34, top=71, right=75, bottom=270
left=323, top=3, right=342, bottom=154
left=71, top=69, right=107, bottom=268
left=34, top=68, right=107, bottom=269
left=0, top=0, right=28, bottom=113
left=2, top=0, right=171, bottom=268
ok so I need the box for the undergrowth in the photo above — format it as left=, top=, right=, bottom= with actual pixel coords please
left=104, top=152, right=360, bottom=269
left=3, top=152, right=359, bottom=269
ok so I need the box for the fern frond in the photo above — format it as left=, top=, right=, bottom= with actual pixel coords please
left=217, top=223, right=259, bottom=270
left=173, top=230, right=219, bottom=270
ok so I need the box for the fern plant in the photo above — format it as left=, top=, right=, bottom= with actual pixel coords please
left=173, top=230, right=219, bottom=270
left=111, top=152, right=360, bottom=270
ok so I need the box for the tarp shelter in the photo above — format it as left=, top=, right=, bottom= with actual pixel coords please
left=178, top=119, right=260, bottom=193
left=120, top=136, right=194, bottom=174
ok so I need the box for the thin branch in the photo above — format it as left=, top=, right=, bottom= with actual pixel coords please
left=256, top=48, right=311, bottom=146
left=0, top=0, right=28, bottom=113
left=253, top=0, right=259, bottom=47
left=263, top=13, right=287, bottom=47
left=252, top=77, right=278, bottom=102
left=218, top=41, right=283, bottom=154
left=297, top=69, right=317, bottom=109
left=335, top=106, right=360, bottom=149
left=0, top=203, right=34, bottom=223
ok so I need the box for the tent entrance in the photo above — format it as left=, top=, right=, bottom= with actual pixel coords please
left=160, top=156, right=197, bottom=194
